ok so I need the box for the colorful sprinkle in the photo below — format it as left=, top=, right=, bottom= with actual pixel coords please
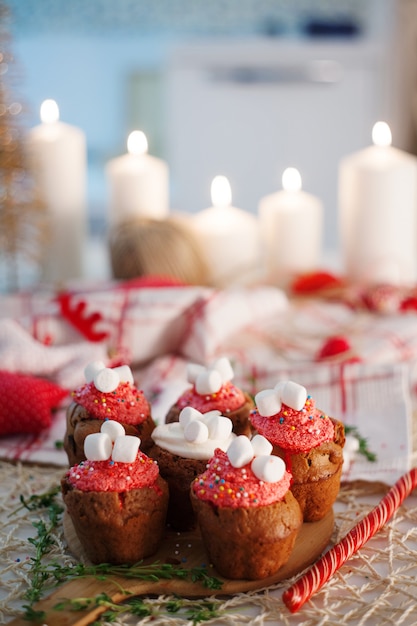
left=250, top=392, right=335, bottom=453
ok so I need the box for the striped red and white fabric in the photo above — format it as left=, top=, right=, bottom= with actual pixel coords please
left=0, top=282, right=415, bottom=479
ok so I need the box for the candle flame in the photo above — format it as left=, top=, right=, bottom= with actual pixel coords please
left=282, top=167, right=302, bottom=192
left=127, top=130, right=148, bottom=156
left=211, top=175, right=232, bottom=207
left=40, top=99, right=59, bottom=124
left=372, top=121, right=392, bottom=147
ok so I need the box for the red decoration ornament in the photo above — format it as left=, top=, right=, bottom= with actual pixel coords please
left=317, top=335, right=351, bottom=360
left=400, top=295, right=417, bottom=312
left=0, top=371, right=68, bottom=436
left=58, top=292, right=109, bottom=342
left=291, top=271, right=345, bottom=295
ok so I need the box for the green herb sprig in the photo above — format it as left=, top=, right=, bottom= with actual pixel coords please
left=11, top=485, right=223, bottom=623
left=54, top=592, right=223, bottom=625
left=11, top=486, right=65, bottom=609
left=10, top=485, right=62, bottom=515
left=27, top=559, right=223, bottom=590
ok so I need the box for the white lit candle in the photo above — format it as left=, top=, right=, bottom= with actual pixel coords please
left=106, top=130, right=169, bottom=223
left=339, top=121, right=417, bottom=285
left=192, top=175, right=261, bottom=287
left=27, top=99, right=87, bottom=282
left=258, top=167, right=323, bottom=286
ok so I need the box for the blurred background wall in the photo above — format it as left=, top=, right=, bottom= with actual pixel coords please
left=4, top=0, right=412, bottom=252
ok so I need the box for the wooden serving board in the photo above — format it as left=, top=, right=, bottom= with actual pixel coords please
left=8, top=510, right=334, bottom=626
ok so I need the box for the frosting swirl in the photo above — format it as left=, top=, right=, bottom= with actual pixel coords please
left=151, top=420, right=236, bottom=460
left=192, top=448, right=292, bottom=508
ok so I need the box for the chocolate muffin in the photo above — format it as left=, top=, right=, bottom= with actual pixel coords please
left=251, top=380, right=345, bottom=522
left=148, top=407, right=236, bottom=530
left=191, top=438, right=302, bottom=580
left=64, top=361, right=155, bottom=466
left=62, top=420, right=168, bottom=565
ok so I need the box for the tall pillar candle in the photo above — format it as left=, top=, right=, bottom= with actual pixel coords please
left=258, top=168, right=323, bottom=286
left=27, top=99, right=87, bottom=282
left=106, top=130, right=169, bottom=223
left=339, top=121, right=417, bottom=285
left=192, top=175, right=261, bottom=287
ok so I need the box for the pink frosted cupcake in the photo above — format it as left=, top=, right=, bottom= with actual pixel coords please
left=166, top=357, right=253, bottom=436
left=250, top=381, right=345, bottom=522
left=62, top=420, right=168, bottom=565
left=64, top=361, right=155, bottom=466
left=191, top=435, right=302, bottom=580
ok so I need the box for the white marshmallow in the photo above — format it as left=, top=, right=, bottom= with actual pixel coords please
left=211, top=357, right=234, bottom=384
left=251, top=434, right=273, bottom=457
left=84, top=432, right=112, bottom=461
left=274, top=380, right=288, bottom=399
left=227, top=435, right=254, bottom=468
left=203, top=413, right=233, bottom=440
left=84, top=360, right=106, bottom=383
left=195, top=369, right=222, bottom=395
left=184, top=420, right=209, bottom=443
left=255, top=388, right=281, bottom=418
left=112, top=365, right=134, bottom=385
left=186, top=363, right=206, bottom=384
left=281, top=381, right=307, bottom=411
left=200, top=410, right=222, bottom=421
left=100, top=420, right=125, bottom=442
left=94, top=367, right=120, bottom=393
left=179, top=406, right=203, bottom=428
left=251, top=455, right=286, bottom=483
left=112, top=435, right=140, bottom=463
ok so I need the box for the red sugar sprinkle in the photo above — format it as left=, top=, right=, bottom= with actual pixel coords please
left=250, top=398, right=334, bottom=453
left=192, top=449, right=291, bottom=508
left=177, top=381, right=245, bottom=413
left=72, top=381, right=149, bottom=425
left=66, top=451, right=159, bottom=492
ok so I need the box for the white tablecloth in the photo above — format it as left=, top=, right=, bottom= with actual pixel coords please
left=0, top=282, right=415, bottom=484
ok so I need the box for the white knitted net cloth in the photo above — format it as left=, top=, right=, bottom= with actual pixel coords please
left=2, top=461, right=417, bottom=626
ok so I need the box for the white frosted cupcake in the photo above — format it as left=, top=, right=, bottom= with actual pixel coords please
left=148, top=407, right=236, bottom=530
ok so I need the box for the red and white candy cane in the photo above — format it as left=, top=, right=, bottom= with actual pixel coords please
left=283, top=467, right=417, bottom=613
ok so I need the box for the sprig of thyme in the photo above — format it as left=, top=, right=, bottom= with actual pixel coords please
left=10, top=485, right=223, bottom=623
left=9, top=485, right=65, bottom=611
left=54, top=592, right=223, bottom=625
left=345, top=425, right=377, bottom=462
left=9, top=485, right=62, bottom=515
left=27, top=559, right=223, bottom=590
